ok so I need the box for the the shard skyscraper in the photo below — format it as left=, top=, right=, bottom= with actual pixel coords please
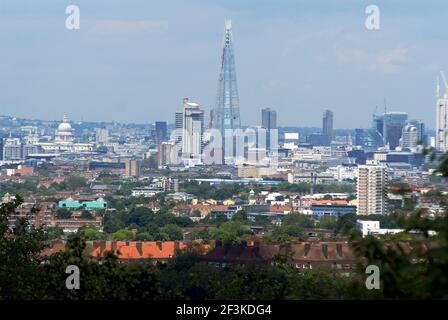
left=212, top=19, right=241, bottom=136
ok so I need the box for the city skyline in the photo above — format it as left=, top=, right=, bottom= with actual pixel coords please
left=1, top=1, right=448, bottom=305
left=0, top=0, right=447, bottom=129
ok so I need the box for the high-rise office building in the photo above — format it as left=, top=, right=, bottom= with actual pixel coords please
left=0, top=138, right=3, bottom=160
left=406, top=120, right=425, bottom=145
left=261, top=108, right=277, bottom=153
left=261, top=108, right=277, bottom=130
left=382, top=112, right=408, bottom=150
left=174, top=110, right=183, bottom=143
left=400, top=124, right=418, bottom=151
left=212, top=19, right=241, bottom=159
left=356, top=164, right=387, bottom=215
left=354, top=129, right=384, bottom=150
left=182, top=98, right=204, bottom=159
left=95, top=128, right=109, bottom=145
left=2, top=138, right=22, bottom=160
left=154, top=121, right=167, bottom=145
left=157, top=141, right=175, bottom=168
left=322, top=109, right=333, bottom=143
left=372, top=114, right=384, bottom=136
left=125, top=160, right=141, bottom=178
left=436, top=72, right=448, bottom=152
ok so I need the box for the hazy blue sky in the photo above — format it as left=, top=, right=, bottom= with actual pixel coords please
left=0, top=0, right=447, bottom=129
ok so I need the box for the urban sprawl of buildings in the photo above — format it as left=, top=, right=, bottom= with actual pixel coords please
left=1, top=20, right=447, bottom=268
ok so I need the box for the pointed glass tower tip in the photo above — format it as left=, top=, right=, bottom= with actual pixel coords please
left=212, top=19, right=241, bottom=135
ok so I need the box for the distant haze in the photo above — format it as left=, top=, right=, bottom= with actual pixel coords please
left=0, top=0, right=446, bottom=129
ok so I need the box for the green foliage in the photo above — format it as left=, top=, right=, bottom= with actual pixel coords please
left=0, top=178, right=38, bottom=197
left=135, top=232, right=153, bottom=241
left=272, top=181, right=355, bottom=194
left=158, top=224, right=183, bottom=241
left=79, top=227, right=104, bottom=240
left=266, top=213, right=315, bottom=241
left=318, top=216, right=338, bottom=230
left=353, top=212, right=448, bottom=299
left=271, top=224, right=303, bottom=239
left=159, top=254, right=368, bottom=300
left=102, top=207, right=193, bottom=239
left=53, top=176, right=87, bottom=191
left=56, top=208, right=72, bottom=219
left=336, top=213, right=400, bottom=235
left=96, top=171, right=118, bottom=185
left=80, top=211, right=95, bottom=219
left=350, top=149, right=448, bottom=299
left=283, top=212, right=315, bottom=228
left=209, top=221, right=252, bottom=245
left=436, top=153, right=448, bottom=177
left=45, top=227, right=64, bottom=239
left=425, top=189, right=442, bottom=197
left=284, top=267, right=370, bottom=299
left=2, top=150, right=448, bottom=300
left=254, top=215, right=271, bottom=226
left=103, top=211, right=125, bottom=233
left=180, top=181, right=245, bottom=200
left=232, top=209, right=247, bottom=222
left=0, top=196, right=48, bottom=299
left=190, top=229, right=211, bottom=241
left=112, top=229, right=134, bottom=241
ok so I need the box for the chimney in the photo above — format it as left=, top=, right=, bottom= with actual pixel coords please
left=174, top=241, right=180, bottom=250
left=336, top=243, right=343, bottom=257
left=136, top=242, right=143, bottom=257
left=322, top=244, right=328, bottom=259
left=100, top=240, right=106, bottom=255
left=304, top=243, right=311, bottom=257
left=223, top=242, right=231, bottom=255
left=111, top=241, right=117, bottom=253
left=156, top=241, right=162, bottom=251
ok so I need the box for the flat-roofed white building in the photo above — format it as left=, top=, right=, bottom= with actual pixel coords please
left=356, top=220, right=404, bottom=238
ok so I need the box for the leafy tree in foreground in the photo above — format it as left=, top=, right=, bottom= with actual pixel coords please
left=0, top=196, right=47, bottom=299
left=352, top=151, right=448, bottom=299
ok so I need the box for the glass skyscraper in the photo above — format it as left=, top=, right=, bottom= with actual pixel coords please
left=212, top=20, right=241, bottom=136
left=261, top=108, right=277, bottom=130
left=382, top=112, right=408, bottom=150
left=354, top=128, right=384, bottom=151
left=322, top=109, right=334, bottom=144
left=154, top=121, right=167, bottom=145
left=261, top=108, right=277, bottom=153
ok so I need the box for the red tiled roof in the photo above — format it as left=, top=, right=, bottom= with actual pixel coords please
left=142, top=202, right=160, bottom=209
left=40, top=241, right=66, bottom=257
left=90, top=241, right=209, bottom=260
